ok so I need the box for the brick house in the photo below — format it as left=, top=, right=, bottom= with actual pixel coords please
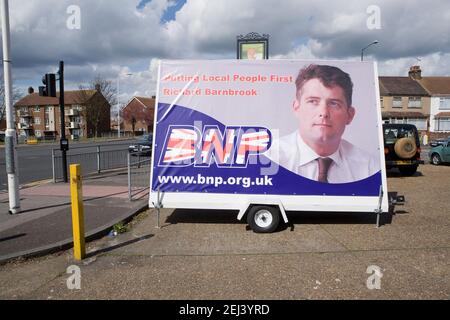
left=121, top=96, right=155, bottom=135
left=14, top=87, right=111, bottom=140
left=379, top=72, right=431, bottom=133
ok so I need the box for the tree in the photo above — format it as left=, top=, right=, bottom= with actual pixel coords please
left=76, top=75, right=116, bottom=138
left=0, top=74, right=23, bottom=127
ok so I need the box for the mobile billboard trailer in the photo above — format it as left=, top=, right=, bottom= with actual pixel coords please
left=150, top=60, right=389, bottom=233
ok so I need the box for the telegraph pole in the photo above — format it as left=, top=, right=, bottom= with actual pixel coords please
left=1, top=0, right=21, bottom=214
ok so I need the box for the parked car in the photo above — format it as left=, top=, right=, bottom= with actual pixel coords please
left=383, top=123, right=424, bottom=176
left=128, top=133, right=153, bottom=156
left=429, top=139, right=450, bottom=165
left=429, top=136, right=450, bottom=147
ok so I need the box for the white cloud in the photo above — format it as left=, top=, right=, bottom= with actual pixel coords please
left=378, top=53, right=450, bottom=76
left=271, top=40, right=320, bottom=60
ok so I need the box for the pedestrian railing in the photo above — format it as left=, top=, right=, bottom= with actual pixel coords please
left=127, top=152, right=152, bottom=201
left=52, top=143, right=130, bottom=182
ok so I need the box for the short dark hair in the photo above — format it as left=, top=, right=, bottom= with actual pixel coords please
left=295, top=64, right=353, bottom=106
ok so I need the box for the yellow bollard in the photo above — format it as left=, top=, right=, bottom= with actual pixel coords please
left=70, top=164, right=85, bottom=260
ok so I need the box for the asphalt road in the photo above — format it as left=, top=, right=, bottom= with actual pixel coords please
left=0, top=139, right=134, bottom=191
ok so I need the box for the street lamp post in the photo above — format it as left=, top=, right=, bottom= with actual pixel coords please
left=117, top=73, right=132, bottom=138
left=1, top=0, right=20, bottom=214
left=361, top=40, right=379, bottom=61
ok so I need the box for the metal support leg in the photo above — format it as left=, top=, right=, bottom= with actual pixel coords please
left=376, top=211, right=381, bottom=228
left=156, top=187, right=161, bottom=229
left=152, top=187, right=163, bottom=229
left=375, top=185, right=384, bottom=228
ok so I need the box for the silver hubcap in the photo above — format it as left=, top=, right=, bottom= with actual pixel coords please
left=433, top=156, right=439, bottom=164
left=254, top=210, right=273, bottom=228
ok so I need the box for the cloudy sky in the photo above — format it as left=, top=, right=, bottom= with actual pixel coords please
left=1, top=0, right=450, bottom=110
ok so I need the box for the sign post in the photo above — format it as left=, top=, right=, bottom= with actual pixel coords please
left=237, top=32, right=269, bottom=60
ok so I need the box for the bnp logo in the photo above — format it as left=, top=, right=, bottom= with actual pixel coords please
left=158, top=125, right=272, bottom=168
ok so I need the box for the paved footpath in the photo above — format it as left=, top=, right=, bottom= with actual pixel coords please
left=0, top=170, right=148, bottom=263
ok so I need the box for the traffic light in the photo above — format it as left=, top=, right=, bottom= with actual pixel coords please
left=39, top=73, right=56, bottom=97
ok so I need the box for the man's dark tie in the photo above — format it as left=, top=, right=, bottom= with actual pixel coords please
left=317, top=157, right=333, bottom=183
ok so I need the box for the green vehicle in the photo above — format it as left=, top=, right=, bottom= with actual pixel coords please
left=429, top=138, right=450, bottom=165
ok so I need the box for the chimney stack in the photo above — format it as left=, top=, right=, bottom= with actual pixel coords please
left=409, top=65, right=422, bottom=80
left=28, top=87, right=34, bottom=94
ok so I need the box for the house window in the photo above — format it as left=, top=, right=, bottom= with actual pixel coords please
left=408, top=97, right=422, bottom=108
left=34, top=117, right=41, bottom=125
left=392, top=117, right=406, bottom=124
left=34, top=106, right=40, bottom=112
left=406, top=118, right=427, bottom=130
left=393, top=97, right=402, bottom=108
left=439, top=98, right=450, bottom=110
left=435, top=117, right=450, bottom=131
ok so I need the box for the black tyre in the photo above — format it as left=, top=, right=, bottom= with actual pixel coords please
left=431, top=153, right=441, bottom=165
left=398, top=165, right=418, bottom=176
left=247, top=206, right=280, bottom=233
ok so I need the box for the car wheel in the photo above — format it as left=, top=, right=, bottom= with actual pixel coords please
left=394, top=137, right=417, bottom=159
left=399, top=165, right=418, bottom=176
left=247, top=206, right=280, bottom=233
left=431, top=153, right=441, bottom=165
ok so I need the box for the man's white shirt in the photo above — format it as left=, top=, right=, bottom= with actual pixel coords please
left=266, top=131, right=380, bottom=183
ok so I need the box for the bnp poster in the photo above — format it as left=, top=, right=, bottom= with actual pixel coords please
left=151, top=60, right=385, bottom=197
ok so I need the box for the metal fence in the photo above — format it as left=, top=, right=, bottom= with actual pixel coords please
left=52, top=143, right=130, bottom=182
left=52, top=144, right=152, bottom=201
left=127, top=152, right=152, bottom=201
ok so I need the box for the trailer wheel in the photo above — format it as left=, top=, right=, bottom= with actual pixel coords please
left=247, top=206, right=280, bottom=233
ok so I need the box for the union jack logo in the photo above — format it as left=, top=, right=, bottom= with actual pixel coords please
left=162, top=128, right=197, bottom=163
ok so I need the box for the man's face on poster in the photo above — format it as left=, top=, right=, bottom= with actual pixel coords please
left=293, top=78, right=355, bottom=148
